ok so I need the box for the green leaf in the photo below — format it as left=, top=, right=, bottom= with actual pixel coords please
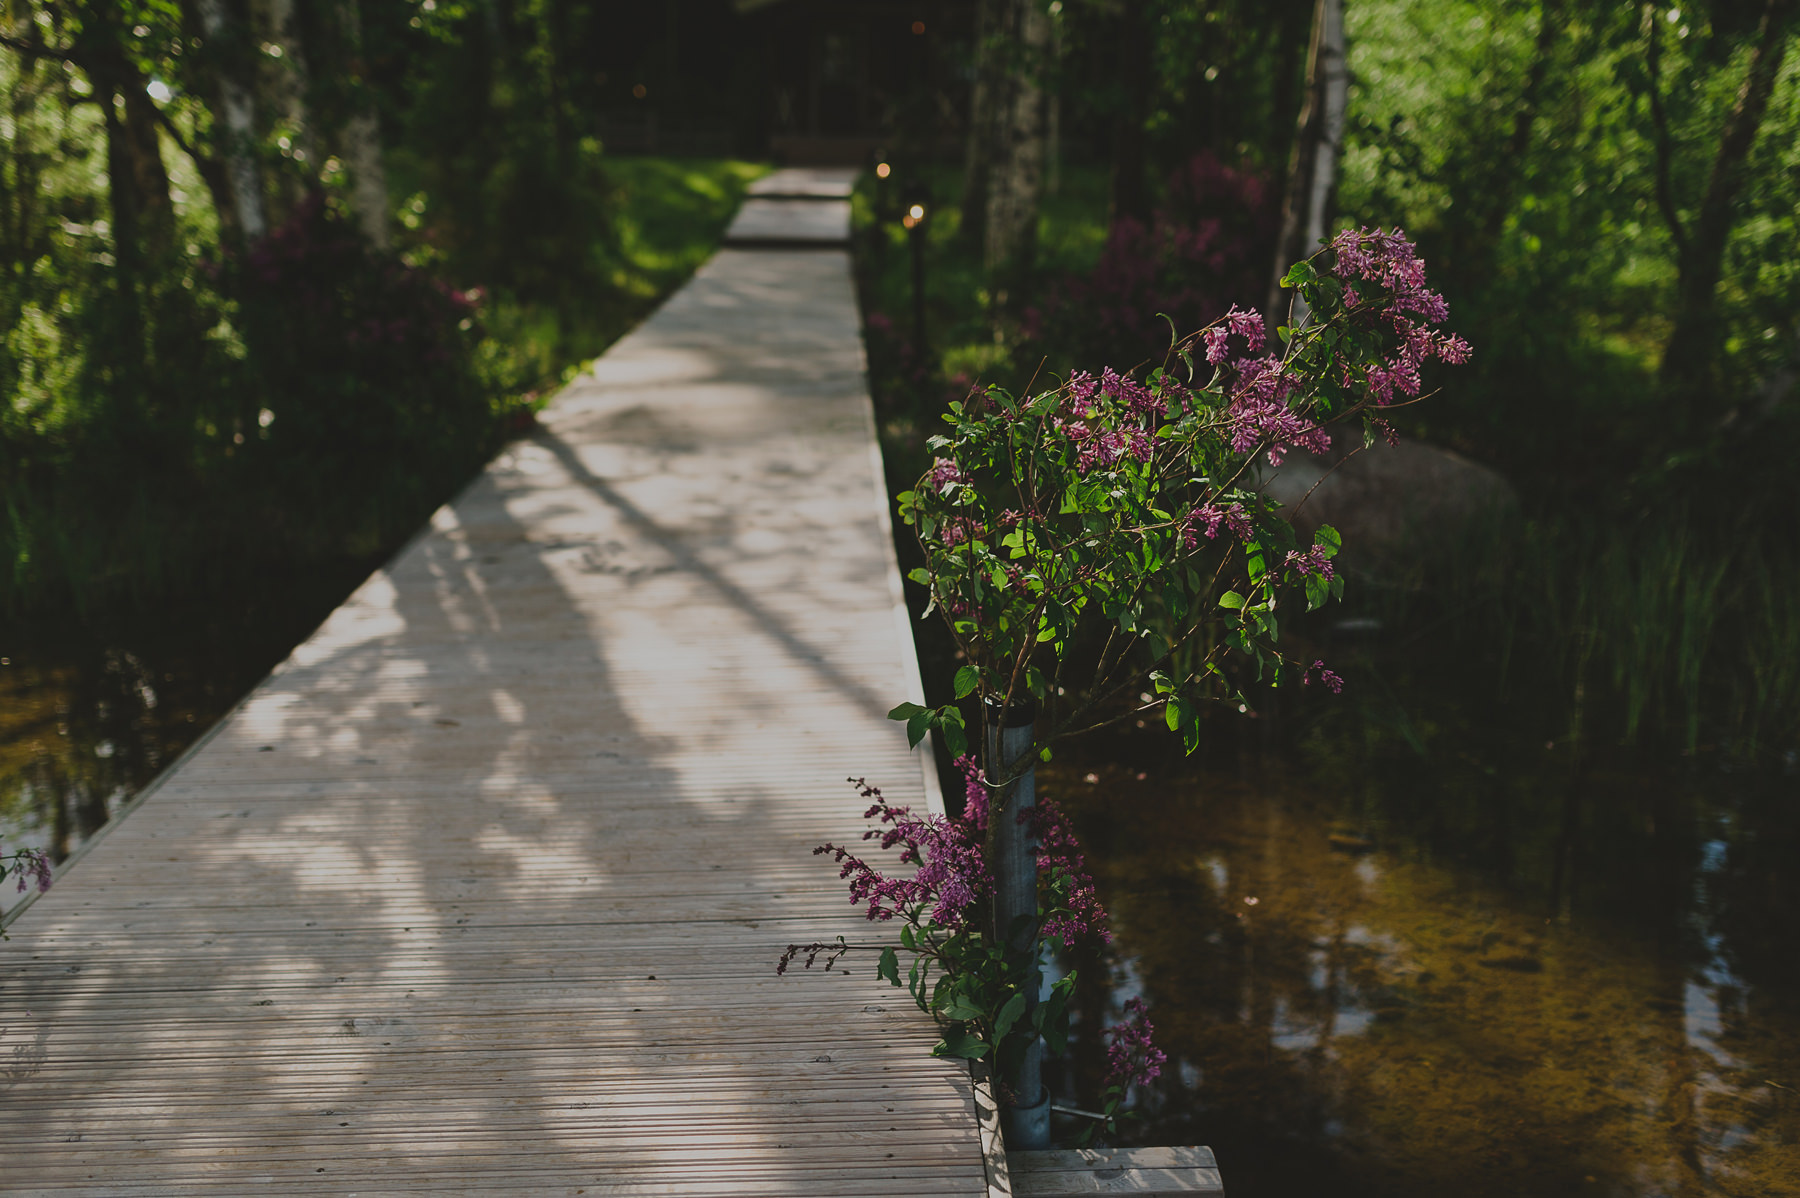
left=1218, top=591, right=1246, bottom=610
left=994, top=992, right=1029, bottom=1040
left=939, top=707, right=969, bottom=757
left=907, top=567, right=931, bottom=585
left=953, top=665, right=980, bottom=699
left=878, top=947, right=901, bottom=987
left=1315, top=524, right=1341, bottom=559
left=1280, top=259, right=1318, bottom=288
left=935, top=1031, right=991, bottom=1060
left=905, top=711, right=931, bottom=748
left=887, top=702, right=927, bottom=721
left=941, top=995, right=985, bottom=1022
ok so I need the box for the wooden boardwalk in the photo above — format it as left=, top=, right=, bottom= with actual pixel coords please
left=0, top=183, right=995, bottom=1195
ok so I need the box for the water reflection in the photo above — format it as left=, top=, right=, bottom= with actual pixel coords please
left=0, top=589, right=351, bottom=917
left=1047, top=733, right=1800, bottom=1197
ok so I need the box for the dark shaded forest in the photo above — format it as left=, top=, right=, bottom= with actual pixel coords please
left=2, top=0, right=1797, bottom=760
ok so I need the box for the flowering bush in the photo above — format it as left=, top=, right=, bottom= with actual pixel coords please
left=789, top=229, right=1466, bottom=1135
left=892, top=228, right=1468, bottom=759
left=1, top=841, right=52, bottom=931
left=781, top=762, right=1105, bottom=1095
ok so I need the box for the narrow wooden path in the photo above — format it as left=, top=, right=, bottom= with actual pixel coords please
left=0, top=173, right=994, bottom=1195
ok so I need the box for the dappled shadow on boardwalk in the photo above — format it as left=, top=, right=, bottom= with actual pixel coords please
left=0, top=251, right=983, bottom=1194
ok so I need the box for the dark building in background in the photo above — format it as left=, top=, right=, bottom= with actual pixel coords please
left=594, top=0, right=975, bottom=163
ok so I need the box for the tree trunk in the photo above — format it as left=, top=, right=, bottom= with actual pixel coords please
left=250, top=0, right=318, bottom=210
left=1266, top=0, right=1345, bottom=336
left=100, top=86, right=144, bottom=278
left=1659, top=0, right=1795, bottom=415
left=1109, top=0, right=1151, bottom=226
left=192, top=0, right=268, bottom=241
left=336, top=0, right=390, bottom=249
left=123, top=84, right=176, bottom=259
left=961, top=0, right=1000, bottom=244
left=1479, top=0, right=1562, bottom=250
left=982, top=0, right=1050, bottom=293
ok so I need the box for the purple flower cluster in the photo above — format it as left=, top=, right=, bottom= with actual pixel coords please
left=1185, top=501, right=1253, bottom=548
left=1223, top=355, right=1333, bottom=467
left=1303, top=659, right=1345, bottom=694
left=1099, top=368, right=1162, bottom=419
left=1056, top=370, right=1160, bottom=476
left=1104, top=998, right=1166, bottom=1090
left=1284, top=544, right=1334, bottom=582
left=939, top=517, right=978, bottom=548
left=815, top=778, right=989, bottom=930
left=928, top=457, right=965, bottom=492
left=1327, top=227, right=1471, bottom=405
left=1027, top=798, right=1112, bottom=947
left=8, top=847, right=51, bottom=894
left=1202, top=305, right=1266, bottom=366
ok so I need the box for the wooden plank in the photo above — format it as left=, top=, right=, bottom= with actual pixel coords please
left=747, top=167, right=858, bottom=198
left=0, top=246, right=979, bottom=1193
left=1009, top=1148, right=1224, bottom=1196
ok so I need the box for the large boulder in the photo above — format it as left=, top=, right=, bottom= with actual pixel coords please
left=1258, top=436, right=1516, bottom=573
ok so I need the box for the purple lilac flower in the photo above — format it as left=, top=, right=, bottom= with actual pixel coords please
left=1028, top=798, right=1112, bottom=947
left=1303, top=659, right=1346, bottom=694
left=1067, top=370, right=1100, bottom=406
left=1324, top=228, right=1470, bottom=405
left=1100, top=368, right=1159, bottom=419
left=1221, top=356, right=1331, bottom=466
left=816, top=778, right=990, bottom=930
left=1104, top=998, right=1166, bottom=1090
left=1203, top=305, right=1266, bottom=365
left=1185, top=502, right=1253, bottom=547
left=957, top=754, right=992, bottom=833
left=940, top=518, right=976, bottom=548
left=928, top=457, right=965, bottom=491
left=12, top=848, right=51, bottom=894
left=1285, top=544, right=1335, bottom=582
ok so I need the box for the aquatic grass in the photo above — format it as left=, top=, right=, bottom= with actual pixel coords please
left=1344, top=511, right=1800, bottom=762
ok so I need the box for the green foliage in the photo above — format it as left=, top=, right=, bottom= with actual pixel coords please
left=892, top=238, right=1441, bottom=769
left=1352, top=512, right=1800, bottom=757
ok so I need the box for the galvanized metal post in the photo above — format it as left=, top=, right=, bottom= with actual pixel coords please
left=990, top=701, right=1050, bottom=1149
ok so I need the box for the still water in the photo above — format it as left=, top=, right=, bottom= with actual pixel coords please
left=1047, top=717, right=1800, bottom=1197
left=0, top=584, right=351, bottom=921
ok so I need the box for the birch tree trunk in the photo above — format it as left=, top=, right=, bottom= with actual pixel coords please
left=337, top=0, right=390, bottom=249
left=192, top=0, right=267, bottom=241
left=983, top=0, right=1050, bottom=293
left=1266, top=0, right=1346, bottom=335
left=250, top=0, right=318, bottom=208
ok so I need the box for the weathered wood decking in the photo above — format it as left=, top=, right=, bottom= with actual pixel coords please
left=0, top=177, right=994, bottom=1194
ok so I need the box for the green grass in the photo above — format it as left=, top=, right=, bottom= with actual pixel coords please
left=477, top=156, right=767, bottom=399
left=1, top=155, right=768, bottom=632
left=853, top=163, right=1112, bottom=400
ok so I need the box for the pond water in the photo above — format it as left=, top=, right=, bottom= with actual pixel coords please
left=1044, top=713, right=1800, bottom=1198
left=0, top=580, right=354, bottom=922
